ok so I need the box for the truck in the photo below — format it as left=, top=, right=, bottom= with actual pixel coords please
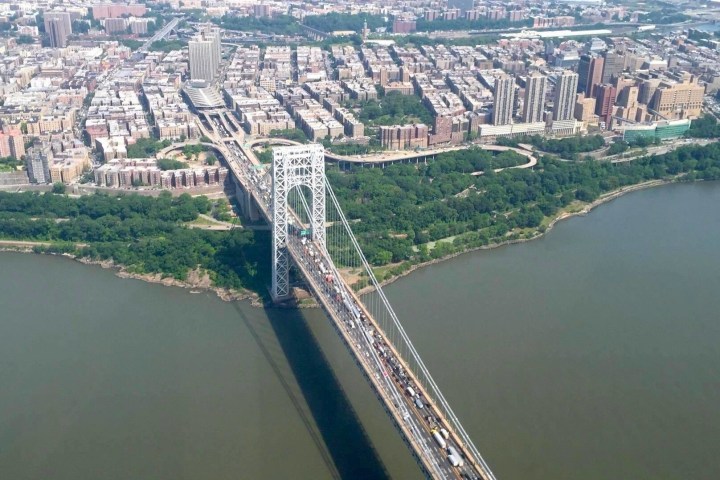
left=406, top=386, right=416, bottom=398
left=447, top=446, right=464, bottom=467
left=447, top=453, right=463, bottom=467
left=432, top=430, right=447, bottom=449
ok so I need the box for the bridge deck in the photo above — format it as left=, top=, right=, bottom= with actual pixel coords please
left=206, top=132, right=493, bottom=480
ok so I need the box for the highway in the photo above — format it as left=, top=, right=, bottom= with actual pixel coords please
left=137, top=17, right=181, bottom=54
left=243, top=135, right=537, bottom=168
left=606, top=138, right=719, bottom=163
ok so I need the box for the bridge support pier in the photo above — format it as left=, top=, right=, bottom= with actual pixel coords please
left=233, top=176, right=261, bottom=222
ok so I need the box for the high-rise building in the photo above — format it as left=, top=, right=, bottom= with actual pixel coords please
left=522, top=72, right=546, bottom=123
left=648, top=73, right=704, bottom=120
left=574, top=94, right=596, bottom=123
left=26, top=143, right=52, bottom=184
left=189, top=38, right=216, bottom=82
left=253, top=4, right=272, bottom=18
left=601, top=50, right=625, bottom=84
left=189, top=26, right=221, bottom=83
left=595, top=84, right=617, bottom=123
left=493, top=74, right=515, bottom=126
left=577, top=54, right=603, bottom=97
left=91, top=3, right=147, bottom=19
left=0, top=132, right=25, bottom=159
left=544, top=40, right=555, bottom=58
left=203, top=25, right=221, bottom=66
left=130, top=18, right=150, bottom=35
left=577, top=55, right=591, bottom=93
left=104, top=18, right=127, bottom=34
left=44, top=11, right=72, bottom=48
left=424, top=9, right=439, bottom=21
left=392, top=18, right=417, bottom=33
left=614, top=92, right=641, bottom=124
left=553, top=70, right=579, bottom=121
left=379, top=124, right=429, bottom=150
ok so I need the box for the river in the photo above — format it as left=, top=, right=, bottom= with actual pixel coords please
left=1, top=182, right=719, bottom=479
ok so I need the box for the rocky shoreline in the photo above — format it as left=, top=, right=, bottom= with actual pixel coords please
left=0, top=244, right=264, bottom=306
left=0, top=178, right=675, bottom=306
left=81, top=258, right=266, bottom=306
left=357, top=178, right=673, bottom=294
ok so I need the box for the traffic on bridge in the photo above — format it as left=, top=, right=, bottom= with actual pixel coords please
left=212, top=135, right=496, bottom=480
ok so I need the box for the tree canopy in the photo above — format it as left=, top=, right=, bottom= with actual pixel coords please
left=303, top=13, right=387, bottom=33
left=215, top=14, right=302, bottom=36
left=686, top=114, right=720, bottom=138
left=415, top=16, right=531, bottom=32
left=326, top=142, right=720, bottom=278
left=157, top=158, right=189, bottom=170
left=499, top=134, right=606, bottom=159
left=354, top=91, right=434, bottom=127
left=0, top=192, right=269, bottom=296
left=151, top=39, right=187, bottom=52
left=127, top=138, right=172, bottom=158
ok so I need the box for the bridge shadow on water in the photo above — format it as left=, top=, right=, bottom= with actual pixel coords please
left=232, top=302, right=391, bottom=480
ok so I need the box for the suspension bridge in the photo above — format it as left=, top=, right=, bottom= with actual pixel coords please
left=216, top=138, right=497, bottom=480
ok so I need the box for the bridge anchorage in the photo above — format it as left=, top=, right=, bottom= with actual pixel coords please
left=267, top=144, right=497, bottom=480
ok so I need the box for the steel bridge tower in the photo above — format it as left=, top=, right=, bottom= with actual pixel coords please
left=271, top=144, right=326, bottom=301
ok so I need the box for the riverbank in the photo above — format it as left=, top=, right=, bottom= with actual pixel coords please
left=79, top=258, right=264, bottom=306
left=0, top=177, right=682, bottom=305
left=0, top=241, right=264, bottom=306
left=357, top=177, right=674, bottom=295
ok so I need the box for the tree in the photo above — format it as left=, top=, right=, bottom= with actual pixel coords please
left=216, top=14, right=302, bottom=36
left=72, top=20, right=90, bottom=34
left=607, top=141, right=629, bottom=155
left=269, top=128, right=309, bottom=143
left=256, top=150, right=272, bottom=164
left=151, top=39, right=187, bottom=53
left=686, top=114, right=720, bottom=138
left=415, top=15, right=531, bottom=33
left=371, top=249, right=393, bottom=266
left=120, top=39, right=143, bottom=50
left=157, top=158, right=189, bottom=170
left=303, top=13, right=387, bottom=33
left=52, top=183, right=66, bottom=194
left=127, top=138, right=170, bottom=158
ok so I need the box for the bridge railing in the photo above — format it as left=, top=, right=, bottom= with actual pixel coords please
left=224, top=139, right=496, bottom=479
left=322, top=179, right=497, bottom=480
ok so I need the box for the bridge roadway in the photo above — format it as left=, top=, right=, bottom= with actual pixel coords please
left=214, top=137, right=494, bottom=480
left=244, top=137, right=536, bottom=169
left=137, top=17, right=180, bottom=54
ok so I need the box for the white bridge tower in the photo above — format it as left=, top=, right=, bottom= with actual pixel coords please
left=271, top=144, right=326, bottom=300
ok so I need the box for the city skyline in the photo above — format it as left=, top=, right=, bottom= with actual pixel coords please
left=0, top=1, right=710, bottom=191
